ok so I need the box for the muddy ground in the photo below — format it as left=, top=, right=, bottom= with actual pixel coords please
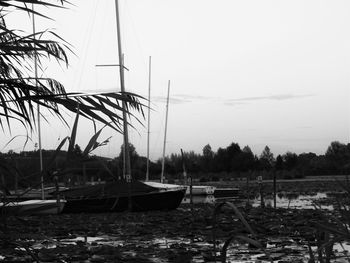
left=1, top=179, right=349, bottom=262
left=0, top=204, right=348, bottom=262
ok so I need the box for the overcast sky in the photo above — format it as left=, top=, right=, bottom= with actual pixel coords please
left=3, top=0, right=350, bottom=160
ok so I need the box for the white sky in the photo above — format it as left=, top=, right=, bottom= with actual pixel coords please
left=2, top=0, right=350, bottom=160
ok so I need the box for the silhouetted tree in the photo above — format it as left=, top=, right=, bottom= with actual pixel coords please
left=228, top=143, right=242, bottom=171
left=118, top=143, right=141, bottom=174
left=283, top=152, right=298, bottom=170
left=202, top=144, right=214, bottom=172
left=238, top=145, right=256, bottom=171
left=259, top=146, right=274, bottom=170
left=325, top=141, right=350, bottom=173
left=203, top=144, right=214, bottom=159
left=214, top=147, right=227, bottom=172
left=214, top=142, right=242, bottom=173
left=275, top=155, right=284, bottom=171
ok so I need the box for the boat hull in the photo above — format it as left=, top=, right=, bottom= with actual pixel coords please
left=144, top=182, right=216, bottom=196
left=62, top=188, right=186, bottom=214
left=0, top=200, right=66, bottom=216
left=128, top=188, right=186, bottom=212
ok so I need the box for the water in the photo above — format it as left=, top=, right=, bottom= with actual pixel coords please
left=182, top=192, right=338, bottom=210
left=252, top=192, right=334, bottom=210
left=182, top=195, right=216, bottom=204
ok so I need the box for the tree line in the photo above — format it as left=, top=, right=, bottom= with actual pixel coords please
left=0, top=140, right=349, bottom=189
left=0, top=141, right=350, bottom=190
left=160, top=141, right=350, bottom=181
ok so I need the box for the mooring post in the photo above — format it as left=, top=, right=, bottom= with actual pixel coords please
left=54, top=172, right=60, bottom=214
left=258, top=175, right=264, bottom=208
left=246, top=172, right=250, bottom=206
left=181, top=149, right=193, bottom=213
left=260, top=184, right=264, bottom=208
left=273, top=170, right=277, bottom=209
left=190, top=175, right=193, bottom=211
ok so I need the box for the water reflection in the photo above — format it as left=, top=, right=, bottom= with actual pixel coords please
left=182, top=195, right=216, bottom=204
left=180, top=192, right=339, bottom=210
left=252, top=192, right=333, bottom=210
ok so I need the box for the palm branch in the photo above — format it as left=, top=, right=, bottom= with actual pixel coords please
left=0, top=0, right=145, bottom=132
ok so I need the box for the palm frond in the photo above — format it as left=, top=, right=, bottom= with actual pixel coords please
left=0, top=0, right=144, bottom=134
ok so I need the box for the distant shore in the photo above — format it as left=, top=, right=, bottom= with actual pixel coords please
left=190, top=175, right=350, bottom=195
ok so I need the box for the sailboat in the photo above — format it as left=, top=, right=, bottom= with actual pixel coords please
left=59, top=0, right=185, bottom=213
left=141, top=76, right=236, bottom=197
left=143, top=76, right=215, bottom=196
left=143, top=80, right=186, bottom=190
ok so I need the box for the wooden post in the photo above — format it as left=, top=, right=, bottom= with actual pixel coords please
left=181, top=149, right=192, bottom=212
left=14, top=159, right=18, bottom=194
left=246, top=172, right=250, bottom=206
left=189, top=173, right=193, bottom=211
left=54, top=172, right=60, bottom=214
left=260, top=184, right=264, bottom=208
left=258, top=175, right=264, bottom=208
left=273, top=171, right=277, bottom=209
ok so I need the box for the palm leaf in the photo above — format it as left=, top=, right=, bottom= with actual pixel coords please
left=82, top=125, right=110, bottom=156
left=67, top=105, right=79, bottom=156
left=0, top=0, right=144, bottom=135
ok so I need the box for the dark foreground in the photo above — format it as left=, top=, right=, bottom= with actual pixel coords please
left=0, top=199, right=348, bottom=263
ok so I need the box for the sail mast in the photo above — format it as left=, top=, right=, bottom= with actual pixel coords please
left=146, top=56, right=151, bottom=181
left=114, top=0, right=131, bottom=181
left=161, top=81, right=170, bottom=183
left=32, top=4, right=44, bottom=200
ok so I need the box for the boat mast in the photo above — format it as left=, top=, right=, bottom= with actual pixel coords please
left=161, top=81, right=170, bottom=183
left=114, top=0, right=131, bottom=181
left=146, top=56, right=151, bottom=181
left=32, top=4, right=44, bottom=200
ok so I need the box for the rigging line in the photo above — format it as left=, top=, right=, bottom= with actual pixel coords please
left=74, top=0, right=99, bottom=92
left=124, top=1, right=149, bottom=73
left=95, top=0, right=110, bottom=63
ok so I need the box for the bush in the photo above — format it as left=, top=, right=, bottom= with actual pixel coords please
left=211, top=176, right=220, bottom=182
left=199, top=177, right=208, bottom=183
